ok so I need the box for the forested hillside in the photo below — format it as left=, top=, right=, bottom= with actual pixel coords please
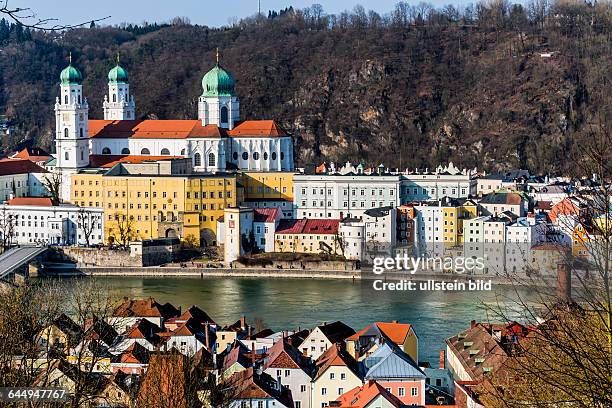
left=0, top=1, right=610, bottom=174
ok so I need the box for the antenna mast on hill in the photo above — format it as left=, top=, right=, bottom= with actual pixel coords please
left=258, top=0, right=261, bottom=16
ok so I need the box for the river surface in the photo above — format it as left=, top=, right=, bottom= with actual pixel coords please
left=71, top=276, right=537, bottom=364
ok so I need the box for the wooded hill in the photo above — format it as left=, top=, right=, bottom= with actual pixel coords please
left=0, top=1, right=610, bottom=174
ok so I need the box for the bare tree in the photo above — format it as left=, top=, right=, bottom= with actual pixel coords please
left=0, top=206, right=15, bottom=250
left=0, top=1, right=110, bottom=30
left=114, top=213, right=135, bottom=247
left=77, top=208, right=97, bottom=247
left=43, top=172, right=62, bottom=203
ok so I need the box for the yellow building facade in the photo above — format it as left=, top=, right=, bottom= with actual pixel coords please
left=443, top=199, right=478, bottom=246
left=71, top=172, right=239, bottom=246
left=239, top=171, right=294, bottom=201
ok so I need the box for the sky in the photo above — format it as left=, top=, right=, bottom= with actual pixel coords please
left=12, top=0, right=463, bottom=28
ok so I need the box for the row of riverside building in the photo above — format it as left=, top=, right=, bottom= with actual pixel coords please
left=0, top=56, right=606, bottom=274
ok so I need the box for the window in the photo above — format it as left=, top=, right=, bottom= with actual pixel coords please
left=398, top=387, right=405, bottom=397
left=161, top=148, right=170, bottom=155
left=295, top=402, right=301, bottom=408
left=253, top=152, right=260, bottom=160
left=321, top=388, right=327, bottom=396
left=64, top=128, right=69, bottom=138
left=338, top=388, right=343, bottom=395
left=64, top=95, right=68, bottom=104
left=220, top=106, right=229, bottom=123
left=208, top=153, right=216, bottom=167
left=300, top=385, right=307, bottom=392
left=242, top=152, right=248, bottom=160
left=329, top=373, right=335, bottom=380
left=233, top=152, right=238, bottom=160
left=257, top=402, right=263, bottom=408
left=194, top=153, right=202, bottom=166
left=121, top=148, right=130, bottom=154
left=113, top=94, right=117, bottom=102
left=411, top=387, right=418, bottom=397
left=102, top=147, right=111, bottom=155
left=340, top=373, right=346, bottom=380
left=141, top=148, right=150, bottom=155
left=280, top=152, right=285, bottom=160
left=64, top=152, right=69, bottom=161
left=264, top=152, right=268, bottom=160
left=79, top=128, right=83, bottom=137
left=271, top=152, right=277, bottom=160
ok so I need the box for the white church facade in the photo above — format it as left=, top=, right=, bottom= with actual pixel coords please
left=54, top=55, right=294, bottom=200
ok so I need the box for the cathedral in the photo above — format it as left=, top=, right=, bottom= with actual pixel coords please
left=54, top=54, right=294, bottom=198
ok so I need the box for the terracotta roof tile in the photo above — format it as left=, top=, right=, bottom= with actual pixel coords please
left=335, top=381, right=403, bottom=408
left=0, top=159, right=48, bottom=175
left=254, top=208, right=280, bottom=223
left=89, top=119, right=289, bottom=140
left=88, top=154, right=182, bottom=168
left=7, top=197, right=55, bottom=206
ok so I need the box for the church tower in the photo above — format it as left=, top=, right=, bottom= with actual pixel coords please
left=55, top=55, right=89, bottom=171
left=198, top=50, right=240, bottom=129
left=103, top=55, right=135, bottom=120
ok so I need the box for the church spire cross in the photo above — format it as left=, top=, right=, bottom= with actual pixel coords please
left=116, top=51, right=120, bottom=65
left=216, top=48, right=219, bottom=65
left=69, top=51, right=72, bottom=64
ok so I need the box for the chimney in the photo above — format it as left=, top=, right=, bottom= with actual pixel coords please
left=439, top=350, right=445, bottom=369
left=470, top=320, right=477, bottom=329
left=556, top=262, right=571, bottom=302
left=240, top=315, right=246, bottom=330
left=391, top=320, right=398, bottom=324
left=204, top=323, right=210, bottom=350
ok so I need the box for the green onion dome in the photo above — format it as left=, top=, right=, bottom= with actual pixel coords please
left=108, top=64, right=129, bottom=84
left=60, top=64, right=83, bottom=85
left=201, top=64, right=235, bottom=97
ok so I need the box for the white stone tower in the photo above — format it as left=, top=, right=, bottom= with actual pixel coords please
left=55, top=55, right=89, bottom=171
left=103, top=54, right=135, bottom=120
left=198, top=50, right=240, bottom=129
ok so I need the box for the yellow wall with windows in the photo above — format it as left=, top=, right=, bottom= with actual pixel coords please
left=274, top=233, right=338, bottom=254
left=239, top=171, right=294, bottom=201
left=71, top=173, right=238, bottom=246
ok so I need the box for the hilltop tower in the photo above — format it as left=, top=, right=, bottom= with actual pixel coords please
left=198, top=50, right=240, bottom=129
left=103, top=54, right=136, bottom=120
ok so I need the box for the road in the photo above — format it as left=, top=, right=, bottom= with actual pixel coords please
left=0, top=246, right=47, bottom=277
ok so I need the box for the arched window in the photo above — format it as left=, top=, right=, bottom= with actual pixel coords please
left=242, top=152, right=248, bottom=160
left=253, top=152, right=260, bottom=160
left=78, top=95, right=81, bottom=104
left=64, top=95, right=68, bottom=105
left=102, top=147, right=111, bottom=155
left=64, top=152, right=69, bottom=161
left=79, top=128, right=83, bottom=138
left=281, top=152, right=285, bottom=160
left=64, top=128, right=69, bottom=138
left=80, top=150, right=84, bottom=161
left=263, top=152, right=268, bottom=160
left=233, top=152, right=238, bottom=160
left=208, top=153, right=215, bottom=167
left=113, top=94, right=117, bottom=102
left=141, top=148, right=150, bottom=155
left=121, top=148, right=130, bottom=154
left=271, top=152, right=277, bottom=161
left=220, top=106, right=228, bottom=123
left=180, top=149, right=185, bottom=155
left=194, top=153, right=201, bottom=166
left=160, top=148, right=170, bottom=155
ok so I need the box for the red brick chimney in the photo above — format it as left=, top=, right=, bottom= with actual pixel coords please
left=470, top=320, right=477, bottom=329
left=439, top=350, right=445, bottom=369
left=204, top=323, right=210, bottom=350
left=556, top=262, right=571, bottom=302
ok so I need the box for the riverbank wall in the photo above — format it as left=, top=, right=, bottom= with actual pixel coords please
left=39, top=265, right=574, bottom=287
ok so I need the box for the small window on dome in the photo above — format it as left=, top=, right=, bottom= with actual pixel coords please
left=263, top=152, right=268, bottom=160
left=242, top=152, right=248, bottom=160
left=271, top=152, right=277, bottom=161
left=253, top=152, right=260, bottom=160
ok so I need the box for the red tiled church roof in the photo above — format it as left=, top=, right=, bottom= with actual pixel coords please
left=88, top=119, right=289, bottom=139
left=88, top=155, right=182, bottom=168
left=0, top=159, right=48, bottom=175
left=7, top=197, right=55, bottom=206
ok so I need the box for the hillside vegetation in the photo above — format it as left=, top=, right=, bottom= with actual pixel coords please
left=0, top=1, right=610, bottom=174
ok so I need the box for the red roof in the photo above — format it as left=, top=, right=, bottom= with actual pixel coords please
left=254, top=208, right=280, bottom=223
left=88, top=154, right=182, bottom=168
left=227, top=120, right=288, bottom=137
left=276, top=218, right=339, bottom=235
left=7, top=197, right=55, bottom=206
left=11, top=147, right=51, bottom=163
left=276, top=219, right=308, bottom=234
left=335, top=381, right=403, bottom=408
left=89, top=119, right=288, bottom=139
left=303, top=219, right=339, bottom=234
left=346, top=321, right=412, bottom=345
left=0, top=159, right=48, bottom=175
